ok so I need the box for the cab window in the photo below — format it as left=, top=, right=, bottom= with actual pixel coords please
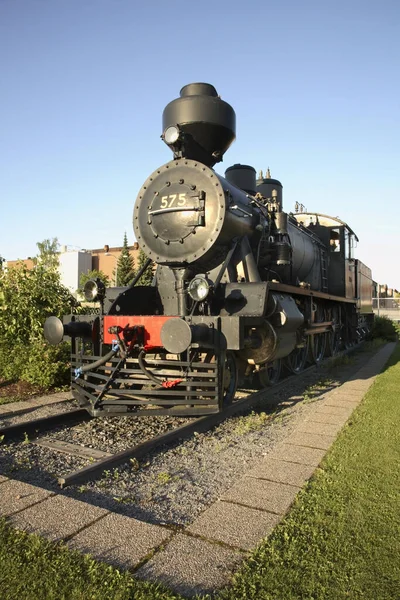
left=330, top=228, right=340, bottom=252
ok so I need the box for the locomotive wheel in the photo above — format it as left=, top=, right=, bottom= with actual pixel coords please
left=205, top=351, right=238, bottom=408
left=286, top=338, right=309, bottom=374
left=310, top=305, right=327, bottom=365
left=222, top=351, right=238, bottom=406
left=310, top=333, right=326, bottom=364
left=257, top=359, right=282, bottom=388
left=327, top=307, right=341, bottom=356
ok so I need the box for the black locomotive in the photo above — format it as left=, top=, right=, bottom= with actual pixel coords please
left=44, top=83, right=374, bottom=417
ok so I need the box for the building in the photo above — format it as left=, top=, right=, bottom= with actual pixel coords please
left=89, top=243, right=139, bottom=285
left=372, top=282, right=400, bottom=321
left=5, top=243, right=140, bottom=295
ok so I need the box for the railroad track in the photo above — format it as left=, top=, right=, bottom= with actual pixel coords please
left=0, top=362, right=323, bottom=488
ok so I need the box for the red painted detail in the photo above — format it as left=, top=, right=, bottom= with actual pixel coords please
left=162, top=379, right=183, bottom=388
left=103, top=315, right=173, bottom=347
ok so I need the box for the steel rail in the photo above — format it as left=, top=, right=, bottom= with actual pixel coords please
left=58, top=363, right=319, bottom=488
left=1, top=345, right=359, bottom=489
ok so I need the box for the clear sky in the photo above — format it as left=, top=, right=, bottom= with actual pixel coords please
left=1, top=0, right=399, bottom=288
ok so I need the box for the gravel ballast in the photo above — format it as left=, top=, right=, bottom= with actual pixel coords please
left=0, top=350, right=374, bottom=527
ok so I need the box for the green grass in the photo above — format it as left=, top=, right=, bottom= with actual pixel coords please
left=0, top=345, right=399, bottom=599
left=0, top=522, right=182, bottom=599
left=219, top=344, right=400, bottom=600
left=231, top=410, right=271, bottom=434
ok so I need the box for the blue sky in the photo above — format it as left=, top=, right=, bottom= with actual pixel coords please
left=1, top=0, right=399, bottom=288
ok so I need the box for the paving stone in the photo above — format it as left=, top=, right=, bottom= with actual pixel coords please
left=135, top=533, right=243, bottom=597
left=327, top=391, right=364, bottom=402
left=307, top=412, right=352, bottom=426
left=338, top=382, right=371, bottom=393
left=344, top=372, right=374, bottom=381
left=351, top=378, right=376, bottom=388
left=221, top=477, right=300, bottom=514
left=0, top=480, right=53, bottom=517
left=10, top=494, right=108, bottom=541
left=68, top=512, right=170, bottom=569
left=296, top=420, right=343, bottom=436
left=268, top=443, right=327, bottom=467
left=347, top=374, right=376, bottom=384
left=323, top=390, right=362, bottom=402
left=363, top=360, right=380, bottom=368
left=323, top=397, right=362, bottom=409
left=313, top=404, right=354, bottom=418
left=284, top=431, right=335, bottom=450
left=246, top=457, right=316, bottom=487
left=187, top=500, right=281, bottom=550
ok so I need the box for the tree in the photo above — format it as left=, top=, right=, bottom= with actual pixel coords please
left=34, top=237, right=60, bottom=271
left=135, top=248, right=154, bottom=286
left=0, top=255, right=4, bottom=270
left=116, top=233, right=135, bottom=286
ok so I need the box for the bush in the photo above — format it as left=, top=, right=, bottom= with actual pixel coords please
left=0, top=341, right=71, bottom=389
left=0, top=344, right=26, bottom=382
left=21, top=341, right=71, bottom=388
left=371, top=316, right=399, bottom=342
left=0, top=262, right=75, bottom=388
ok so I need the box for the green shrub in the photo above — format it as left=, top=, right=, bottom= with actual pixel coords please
left=371, top=316, right=399, bottom=341
left=0, top=261, right=75, bottom=388
left=0, top=341, right=71, bottom=389
left=20, top=341, right=71, bottom=388
left=0, top=344, right=26, bottom=381
left=0, top=263, right=73, bottom=345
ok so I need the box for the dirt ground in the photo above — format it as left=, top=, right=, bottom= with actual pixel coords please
left=0, top=379, right=45, bottom=402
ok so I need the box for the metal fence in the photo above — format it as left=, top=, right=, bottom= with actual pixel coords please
left=372, top=298, right=400, bottom=321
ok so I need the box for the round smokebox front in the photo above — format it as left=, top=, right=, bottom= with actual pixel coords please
left=133, top=160, right=225, bottom=265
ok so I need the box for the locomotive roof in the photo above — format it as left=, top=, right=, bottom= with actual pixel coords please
left=292, top=212, right=359, bottom=242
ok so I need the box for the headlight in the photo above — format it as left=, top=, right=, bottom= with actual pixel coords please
left=163, top=125, right=180, bottom=145
left=188, top=276, right=212, bottom=302
left=83, top=279, right=105, bottom=302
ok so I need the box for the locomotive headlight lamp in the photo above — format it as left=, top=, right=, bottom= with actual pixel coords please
left=83, top=279, right=105, bottom=302
left=188, top=276, right=212, bottom=302
left=163, top=125, right=180, bottom=145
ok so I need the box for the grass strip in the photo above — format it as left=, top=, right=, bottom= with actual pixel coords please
left=0, top=519, right=184, bottom=600
left=0, top=345, right=399, bottom=599
left=218, top=344, right=400, bottom=600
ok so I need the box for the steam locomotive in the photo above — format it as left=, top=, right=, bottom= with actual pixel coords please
left=44, top=83, right=374, bottom=417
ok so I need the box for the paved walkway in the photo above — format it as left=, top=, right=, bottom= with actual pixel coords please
left=0, top=390, right=72, bottom=416
left=0, top=344, right=396, bottom=597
